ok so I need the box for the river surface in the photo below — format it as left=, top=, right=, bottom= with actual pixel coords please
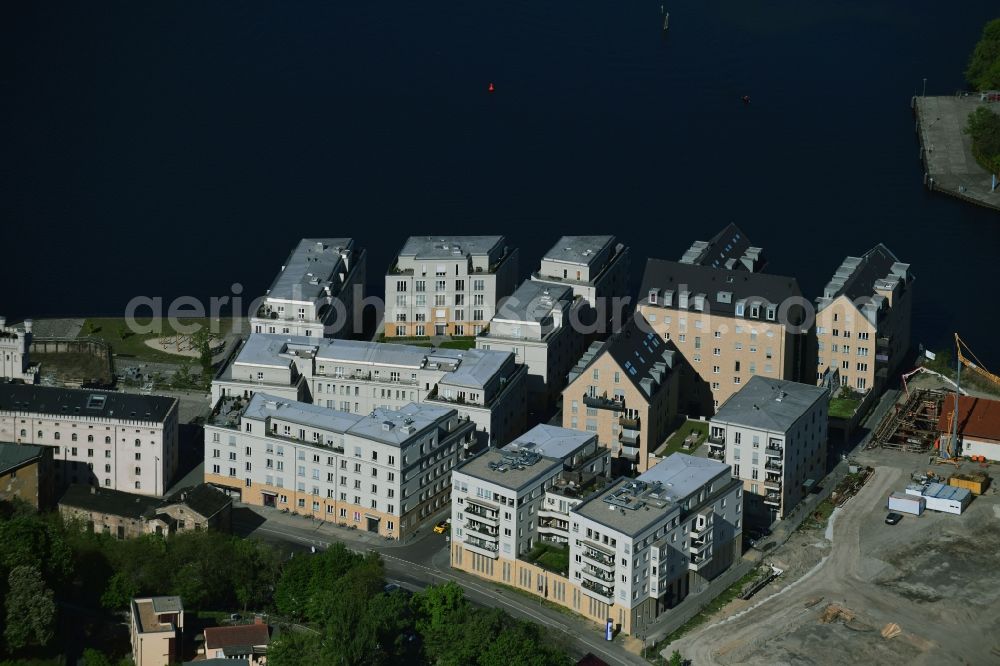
left=4, top=1, right=999, bottom=364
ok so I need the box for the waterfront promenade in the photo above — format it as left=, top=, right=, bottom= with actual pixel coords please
left=914, top=94, right=1000, bottom=211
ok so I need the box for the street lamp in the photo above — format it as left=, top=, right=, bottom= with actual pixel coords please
left=922, top=78, right=927, bottom=97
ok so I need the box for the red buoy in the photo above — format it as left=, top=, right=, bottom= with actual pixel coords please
left=488, top=82, right=495, bottom=93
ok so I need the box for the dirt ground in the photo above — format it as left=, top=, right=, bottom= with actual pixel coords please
left=34, top=351, right=113, bottom=386
left=668, top=448, right=1000, bottom=665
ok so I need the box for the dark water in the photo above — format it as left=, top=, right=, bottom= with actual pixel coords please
left=4, top=1, right=999, bottom=364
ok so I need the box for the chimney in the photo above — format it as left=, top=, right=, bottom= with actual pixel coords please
left=23, top=319, right=32, bottom=333
left=254, top=613, right=265, bottom=625
left=90, top=486, right=96, bottom=495
left=0, top=316, right=6, bottom=328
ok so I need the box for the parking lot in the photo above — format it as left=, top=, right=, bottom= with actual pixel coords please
left=668, top=444, right=1000, bottom=665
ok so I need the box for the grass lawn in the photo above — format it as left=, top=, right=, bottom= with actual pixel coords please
left=82, top=317, right=231, bottom=364
left=438, top=337, right=477, bottom=350
left=829, top=397, right=861, bottom=419
left=656, top=419, right=710, bottom=457
left=524, top=543, right=569, bottom=574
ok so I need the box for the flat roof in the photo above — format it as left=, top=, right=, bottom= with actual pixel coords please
left=493, top=280, right=574, bottom=324
left=713, top=376, right=829, bottom=432
left=542, top=236, right=615, bottom=267
left=134, top=596, right=183, bottom=633
left=504, top=424, right=596, bottom=460
left=437, top=348, right=510, bottom=391
left=572, top=454, right=728, bottom=537
left=456, top=448, right=563, bottom=493
left=397, top=236, right=504, bottom=260
left=0, top=384, right=176, bottom=423
left=266, top=238, right=355, bottom=302
left=234, top=334, right=315, bottom=368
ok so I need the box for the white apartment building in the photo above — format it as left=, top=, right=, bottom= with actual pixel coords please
left=251, top=238, right=366, bottom=339
left=476, top=280, right=584, bottom=415
left=0, top=385, right=179, bottom=496
left=709, top=376, right=828, bottom=522
left=385, top=236, right=519, bottom=338
left=204, top=393, right=476, bottom=538
left=569, top=454, right=742, bottom=634
left=450, top=425, right=609, bottom=565
left=0, top=317, right=39, bottom=384
left=213, top=333, right=527, bottom=447
left=532, top=235, right=631, bottom=310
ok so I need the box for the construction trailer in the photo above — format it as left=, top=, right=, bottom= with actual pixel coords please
left=905, top=482, right=971, bottom=515
left=887, top=492, right=925, bottom=516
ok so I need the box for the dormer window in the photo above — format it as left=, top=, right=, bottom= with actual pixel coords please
left=648, top=289, right=658, bottom=305
left=750, top=305, right=760, bottom=318
left=735, top=302, right=745, bottom=317
left=766, top=306, right=776, bottom=321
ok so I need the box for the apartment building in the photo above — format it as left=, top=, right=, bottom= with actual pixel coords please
left=0, top=385, right=179, bottom=496
left=0, top=317, right=39, bottom=384
left=562, top=316, right=680, bottom=473
left=677, top=223, right=766, bottom=273
left=213, top=333, right=527, bottom=447
left=204, top=393, right=476, bottom=539
left=384, top=236, right=519, bottom=338
left=815, top=244, right=913, bottom=394
left=131, top=596, right=184, bottom=666
left=531, top=235, right=630, bottom=316
left=709, top=377, right=828, bottom=522
left=251, top=238, right=366, bottom=339
left=450, top=425, right=610, bottom=564
left=637, top=257, right=811, bottom=414
left=0, top=442, right=53, bottom=509
left=477, top=280, right=584, bottom=416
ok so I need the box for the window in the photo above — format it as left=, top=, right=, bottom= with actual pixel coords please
left=396, top=280, right=407, bottom=292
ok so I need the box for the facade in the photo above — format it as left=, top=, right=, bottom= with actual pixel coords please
left=532, top=235, right=631, bottom=313
left=450, top=425, right=610, bottom=563
left=477, top=280, right=584, bottom=416
left=637, top=251, right=812, bottom=414
left=58, top=483, right=233, bottom=538
left=562, top=317, right=680, bottom=473
left=709, top=377, right=829, bottom=522
left=251, top=238, right=366, bottom=339
left=0, top=385, right=179, bottom=496
left=938, top=395, right=1000, bottom=461
left=0, top=442, right=53, bottom=509
left=203, top=622, right=270, bottom=665
left=384, top=235, right=519, bottom=338
left=204, top=393, right=477, bottom=539
left=0, top=317, right=39, bottom=384
left=213, top=333, right=527, bottom=447
left=450, top=452, right=741, bottom=636
left=131, top=596, right=184, bottom=666
left=815, top=244, right=913, bottom=394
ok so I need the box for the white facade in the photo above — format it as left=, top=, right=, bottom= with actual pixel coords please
left=450, top=426, right=609, bottom=561
left=251, top=238, right=366, bottom=339
left=569, top=454, right=742, bottom=630
left=204, top=393, right=476, bottom=538
left=214, top=333, right=527, bottom=446
left=709, top=377, right=828, bottom=521
left=0, top=386, right=179, bottom=497
left=385, top=236, right=519, bottom=337
left=532, top=236, right=630, bottom=310
left=477, top=280, right=584, bottom=414
left=0, top=317, right=38, bottom=384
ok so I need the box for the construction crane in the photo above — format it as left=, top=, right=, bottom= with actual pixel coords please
left=941, top=333, right=1000, bottom=459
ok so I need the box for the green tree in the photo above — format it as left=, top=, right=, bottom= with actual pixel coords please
left=4, top=565, right=56, bottom=650
left=966, top=18, right=1000, bottom=90
left=101, top=571, right=139, bottom=610
left=81, top=648, right=114, bottom=666
left=668, top=650, right=684, bottom=666
left=965, top=106, right=1000, bottom=175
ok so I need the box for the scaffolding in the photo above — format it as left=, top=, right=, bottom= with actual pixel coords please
left=868, top=388, right=947, bottom=452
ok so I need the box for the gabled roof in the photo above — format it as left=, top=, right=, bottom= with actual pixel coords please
left=568, top=316, right=677, bottom=399
left=162, top=484, right=232, bottom=519
left=59, top=484, right=161, bottom=519
left=678, top=223, right=763, bottom=271
left=938, top=395, right=1000, bottom=442
left=0, top=442, right=45, bottom=476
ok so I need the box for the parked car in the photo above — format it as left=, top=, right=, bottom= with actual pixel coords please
left=885, top=512, right=903, bottom=525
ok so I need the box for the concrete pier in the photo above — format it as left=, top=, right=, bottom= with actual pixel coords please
left=913, top=95, right=1000, bottom=212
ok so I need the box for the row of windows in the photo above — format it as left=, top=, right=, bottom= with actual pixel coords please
left=397, top=279, right=486, bottom=292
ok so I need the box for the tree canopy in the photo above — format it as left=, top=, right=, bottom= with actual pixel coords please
left=966, top=18, right=1000, bottom=91
left=965, top=106, right=1000, bottom=175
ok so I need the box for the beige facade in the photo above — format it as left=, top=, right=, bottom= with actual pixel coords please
left=131, top=596, right=183, bottom=666
left=385, top=236, right=519, bottom=338
left=0, top=443, right=53, bottom=509
left=815, top=245, right=913, bottom=395
left=562, top=318, right=680, bottom=473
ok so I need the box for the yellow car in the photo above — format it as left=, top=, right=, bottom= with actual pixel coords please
left=433, top=520, right=449, bottom=534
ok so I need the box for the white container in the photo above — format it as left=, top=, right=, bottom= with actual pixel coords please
left=921, top=482, right=971, bottom=515
left=887, top=492, right=925, bottom=516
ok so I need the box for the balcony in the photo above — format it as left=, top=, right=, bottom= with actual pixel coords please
left=765, top=460, right=782, bottom=472
left=464, top=535, right=499, bottom=559
left=583, top=392, right=625, bottom=412
left=619, top=415, right=641, bottom=430
left=465, top=500, right=500, bottom=524
left=708, top=450, right=725, bottom=461
left=764, top=479, right=781, bottom=491
left=708, top=434, right=725, bottom=448
left=581, top=565, right=615, bottom=584
left=688, top=552, right=712, bottom=571
left=580, top=579, right=615, bottom=604
left=763, top=492, right=781, bottom=506
left=765, top=445, right=783, bottom=458
left=582, top=544, right=615, bottom=569
left=689, top=536, right=711, bottom=554
left=538, top=517, right=569, bottom=535
left=464, top=521, right=499, bottom=539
